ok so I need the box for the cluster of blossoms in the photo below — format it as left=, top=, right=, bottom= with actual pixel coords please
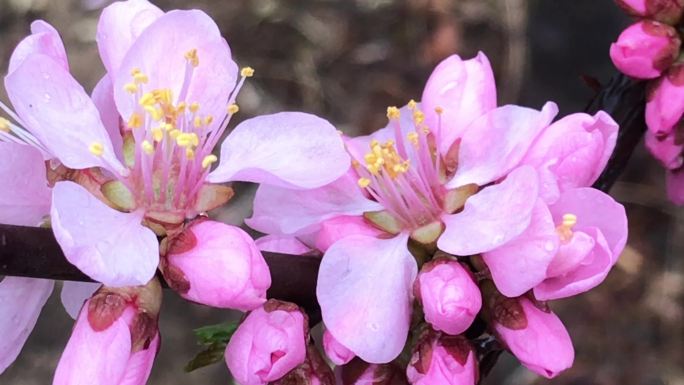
left=246, top=53, right=628, bottom=383
left=0, top=1, right=629, bottom=385
left=610, top=0, right=684, bottom=204
left=0, top=0, right=349, bottom=383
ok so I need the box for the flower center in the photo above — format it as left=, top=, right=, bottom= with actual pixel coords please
left=555, top=213, right=577, bottom=242
left=354, top=103, right=446, bottom=230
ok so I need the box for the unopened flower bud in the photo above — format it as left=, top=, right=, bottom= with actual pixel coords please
left=225, top=300, right=308, bottom=385
left=161, top=219, right=271, bottom=311
left=646, top=63, right=684, bottom=136
left=610, top=20, right=680, bottom=79
left=413, top=258, right=481, bottom=335
left=53, top=279, right=162, bottom=385
left=484, top=283, right=574, bottom=379
left=616, top=0, right=684, bottom=24
left=406, top=330, right=477, bottom=385
left=271, top=343, right=335, bottom=385
left=335, top=358, right=408, bottom=385
left=323, top=329, right=355, bottom=365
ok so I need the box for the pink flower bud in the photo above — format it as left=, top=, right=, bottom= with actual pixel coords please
left=413, top=258, right=481, bottom=335
left=616, top=0, right=684, bottom=24
left=271, top=344, right=335, bottom=385
left=335, top=358, right=408, bottom=385
left=646, top=64, right=684, bottom=136
left=645, top=130, right=684, bottom=170
left=486, top=289, right=574, bottom=379
left=53, top=281, right=162, bottom=385
left=406, top=331, right=477, bottom=385
left=610, top=20, right=680, bottom=79
left=161, top=219, right=271, bottom=311
left=323, top=329, right=355, bottom=365
left=225, top=300, right=308, bottom=385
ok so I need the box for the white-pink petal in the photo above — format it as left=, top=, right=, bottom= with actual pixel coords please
left=50, top=181, right=159, bottom=287
left=8, top=20, right=68, bottom=75
left=91, top=75, right=124, bottom=160
left=60, top=281, right=101, bottom=320
left=208, top=112, right=351, bottom=189
left=317, top=233, right=417, bottom=363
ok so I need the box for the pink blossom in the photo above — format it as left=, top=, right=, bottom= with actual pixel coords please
left=225, top=300, right=308, bottom=385
left=53, top=280, right=161, bottom=385
left=335, top=358, right=409, bottom=385
left=609, top=20, right=680, bottom=79
left=1, top=1, right=349, bottom=288
left=406, top=331, right=477, bottom=385
left=413, top=258, right=481, bottom=336
left=646, top=63, right=684, bottom=136
left=485, top=287, right=574, bottom=379
left=615, top=0, right=684, bottom=24
left=160, top=219, right=270, bottom=310
left=323, top=329, right=355, bottom=365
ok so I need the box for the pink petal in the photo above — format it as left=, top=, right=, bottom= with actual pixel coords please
left=645, top=130, right=684, bottom=170
left=53, top=305, right=135, bottom=385
left=60, top=281, right=101, bottom=320
left=208, top=112, right=350, bottom=188
left=315, top=215, right=384, bottom=252
left=255, top=234, right=313, bottom=255
left=50, top=181, right=159, bottom=287
left=438, top=166, right=540, bottom=256
left=117, top=333, right=160, bottom=385
left=114, top=10, right=237, bottom=126
left=421, top=52, right=497, bottom=154
left=447, top=102, right=558, bottom=188
left=8, top=20, right=68, bottom=75
left=0, top=277, right=53, bottom=374
left=317, top=233, right=417, bottom=363
left=96, top=0, right=163, bottom=76
left=91, top=75, right=123, bottom=160
left=522, top=111, right=618, bottom=202
left=548, top=188, right=628, bottom=256
left=5, top=54, right=125, bottom=174
left=482, top=200, right=559, bottom=297
left=666, top=169, right=684, bottom=205
left=534, top=227, right=613, bottom=300
left=0, top=141, right=51, bottom=226
left=247, top=170, right=381, bottom=235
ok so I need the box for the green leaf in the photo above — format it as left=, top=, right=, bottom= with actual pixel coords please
left=193, top=322, right=238, bottom=346
left=184, top=342, right=228, bottom=372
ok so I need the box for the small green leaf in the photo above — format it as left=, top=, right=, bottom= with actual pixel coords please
left=184, top=342, right=228, bottom=372
left=193, top=322, right=238, bottom=346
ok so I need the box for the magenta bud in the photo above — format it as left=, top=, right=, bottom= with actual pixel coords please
left=645, top=129, right=684, bottom=169
left=406, top=330, right=478, bottom=385
left=335, top=358, right=408, bottom=385
left=610, top=20, right=680, bottom=79
left=489, top=295, right=574, bottom=379
left=323, top=329, right=355, bottom=365
left=413, top=258, right=481, bottom=335
left=161, top=219, right=271, bottom=311
left=646, top=64, right=684, bottom=136
left=616, top=0, right=684, bottom=24
left=225, top=300, right=308, bottom=385
left=271, top=344, right=335, bottom=385
left=53, top=282, right=161, bottom=385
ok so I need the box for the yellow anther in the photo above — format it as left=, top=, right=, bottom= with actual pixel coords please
left=169, top=129, right=180, bottom=139
left=124, top=83, right=138, bottom=94
left=141, top=140, right=154, bottom=155
left=407, top=132, right=419, bottom=145
left=386, top=106, right=400, bottom=120
left=139, top=92, right=156, bottom=107
left=163, top=123, right=174, bottom=132
left=185, top=147, right=195, bottom=159
left=193, top=116, right=203, bottom=128
left=201, top=154, right=218, bottom=169
left=88, top=142, right=104, bottom=156
left=556, top=213, right=578, bottom=242
left=0, top=117, right=10, bottom=132
left=413, top=110, right=425, bottom=124
left=189, top=102, right=200, bottom=113
left=204, top=116, right=214, bottom=126
left=131, top=68, right=141, bottom=76
left=190, top=133, right=199, bottom=146
left=408, top=99, right=417, bottom=110
left=176, top=133, right=199, bottom=148
left=184, top=48, right=199, bottom=67
left=152, top=127, right=164, bottom=142
left=153, top=89, right=173, bottom=105
left=435, top=106, right=444, bottom=115
left=133, top=72, right=149, bottom=84
left=358, top=178, right=371, bottom=188
left=177, top=102, right=187, bottom=113
left=228, top=103, right=239, bottom=114
left=561, top=213, right=577, bottom=228
left=144, top=105, right=163, bottom=121
left=128, top=113, right=142, bottom=129
left=240, top=67, right=255, bottom=77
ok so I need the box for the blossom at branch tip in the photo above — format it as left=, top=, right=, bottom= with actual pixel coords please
left=609, top=20, right=680, bottom=79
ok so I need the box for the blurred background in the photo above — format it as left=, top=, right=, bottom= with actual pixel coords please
left=0, top=0, right=682, bottom=384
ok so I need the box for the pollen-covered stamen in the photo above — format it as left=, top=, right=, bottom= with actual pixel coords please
left=0, top=101, right=51, bottom=154
left=356, top=105, right=446, bottom=230
left=556, top=213, right=577, bottom=243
